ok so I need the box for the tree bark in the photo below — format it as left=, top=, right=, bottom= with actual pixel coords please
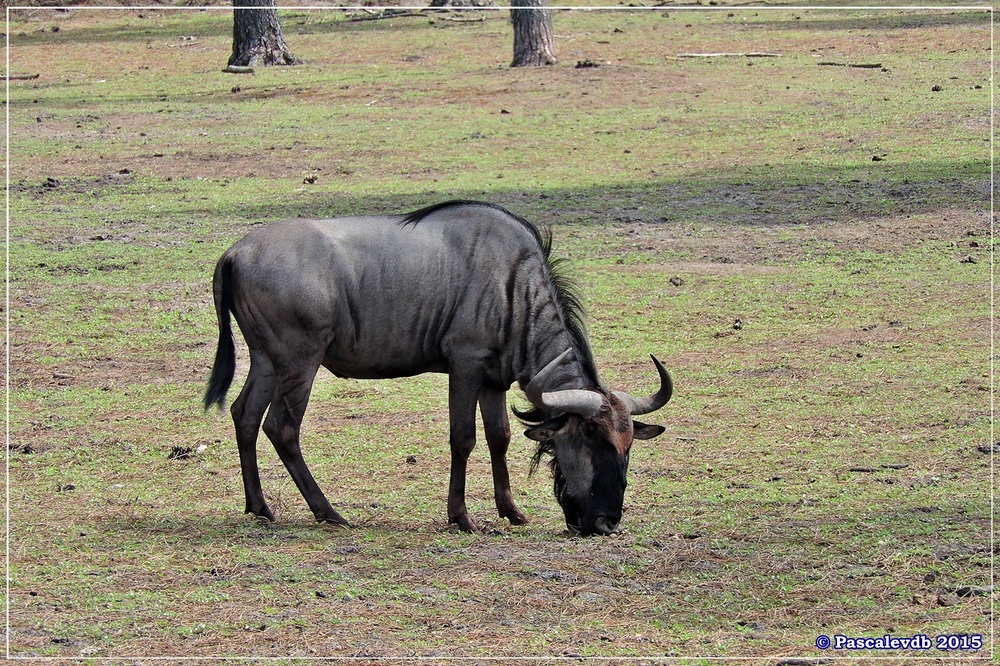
left=228, top=0, right=298, bottom=68
left=510, top=0, right=557, bottom=67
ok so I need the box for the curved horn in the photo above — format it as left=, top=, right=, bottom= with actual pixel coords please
left=538, top=389, right=604, bottom=419
left=523, top=348, right=574, bottom=407
left=613, top=354, right=673, bottom=416
left=523, top=348, right=605, bottom=418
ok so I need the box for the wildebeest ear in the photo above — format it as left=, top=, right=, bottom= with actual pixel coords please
left=523, top=418, right=567, bottom=442
left=524, top=423, right=557, bottom=442
left=632, top=420, right=666, bottom=440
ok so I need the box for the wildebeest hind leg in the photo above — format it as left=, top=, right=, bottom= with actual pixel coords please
left=262, top=372, right=349, bottom=526
left=479, top=388, right=528, bottom=526
left=231, top=351, right=277, bottom=521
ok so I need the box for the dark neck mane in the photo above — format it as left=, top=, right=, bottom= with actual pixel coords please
left=539, top=232, right=602, bottom=389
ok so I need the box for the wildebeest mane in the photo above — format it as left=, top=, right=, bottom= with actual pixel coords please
left=400, top=200, right=601, bottom=399
left=400, top=200, right=545, bottom=248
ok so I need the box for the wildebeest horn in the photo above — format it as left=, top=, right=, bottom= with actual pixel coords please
left=524, top=348, right=605, bottom=418
left=613, top=355, right=673, bottom=416
left=538, top=389, right=604, bottom=419
left=524, top=348, right=573, bottom=406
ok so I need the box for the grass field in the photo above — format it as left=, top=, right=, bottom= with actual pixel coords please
left=5, top=3, right=993, bottom=662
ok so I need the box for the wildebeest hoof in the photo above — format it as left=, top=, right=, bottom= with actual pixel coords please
left=317, top=512, right=350, bottom=527
left=505, top=510, right=529, bottom=526
left=450, top=514, right=480, bottom=533
left=246, top=505, right=275, bottom=522
left=322, top=519, right=351, bottom=528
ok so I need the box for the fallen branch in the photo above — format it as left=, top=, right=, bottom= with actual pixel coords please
left=441, top=14, right=487, bottom=22
left=349, top=8, right=495, bottom=22
left=349, top=9, right=430, bottom=21
left=676, top=51, right=782, bottom=58
left=222, top=65, right=255, bottom=74
left=818, top=61, right=884, bottom=69
left=5, top=73, right=40, bottom=80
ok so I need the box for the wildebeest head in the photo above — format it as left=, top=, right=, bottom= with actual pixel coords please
left=521, top=350, right=672, bottom=536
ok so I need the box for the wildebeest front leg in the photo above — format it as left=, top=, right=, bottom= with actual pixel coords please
left=479, top=388, right=528, bottom=526
left=262, top=373, right=349, bottom=526
left=447, top=373, right=481, bottom=533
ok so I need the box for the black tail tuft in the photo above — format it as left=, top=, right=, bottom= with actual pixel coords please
left=203, top=256, right=237, bottom=411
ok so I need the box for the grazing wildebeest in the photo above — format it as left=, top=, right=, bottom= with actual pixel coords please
left=204, top=200, right=672, bottom=535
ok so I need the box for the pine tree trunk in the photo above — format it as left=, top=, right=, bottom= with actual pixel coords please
left=510, top=0, right=557, bottom=67
left=228, top=0, right=298, bottom=68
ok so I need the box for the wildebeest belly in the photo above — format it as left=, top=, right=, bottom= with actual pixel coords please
left=316, top=270, right=488, bottom=380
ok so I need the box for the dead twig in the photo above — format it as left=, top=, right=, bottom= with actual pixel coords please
left=442, top=14, right=487, bottom=22
left=817, top=61, right=884, bottom=69
left=348, top=8, right=491, bottom=22
left=5, top=73, right=40, bottom=80
left=676, top=52, right=782, bottom=58
left=349, top=9, right=430, bottom=21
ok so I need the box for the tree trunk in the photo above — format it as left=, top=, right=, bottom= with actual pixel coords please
left=228, top=0, right=298, bottom=68
left=510, top=0, right=557, bottom=67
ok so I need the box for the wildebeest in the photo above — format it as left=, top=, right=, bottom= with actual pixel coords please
left=204, top=200, right=672, bottom=535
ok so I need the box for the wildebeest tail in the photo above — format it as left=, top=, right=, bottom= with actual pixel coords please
left=203, top=255, right=237, bottom=411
